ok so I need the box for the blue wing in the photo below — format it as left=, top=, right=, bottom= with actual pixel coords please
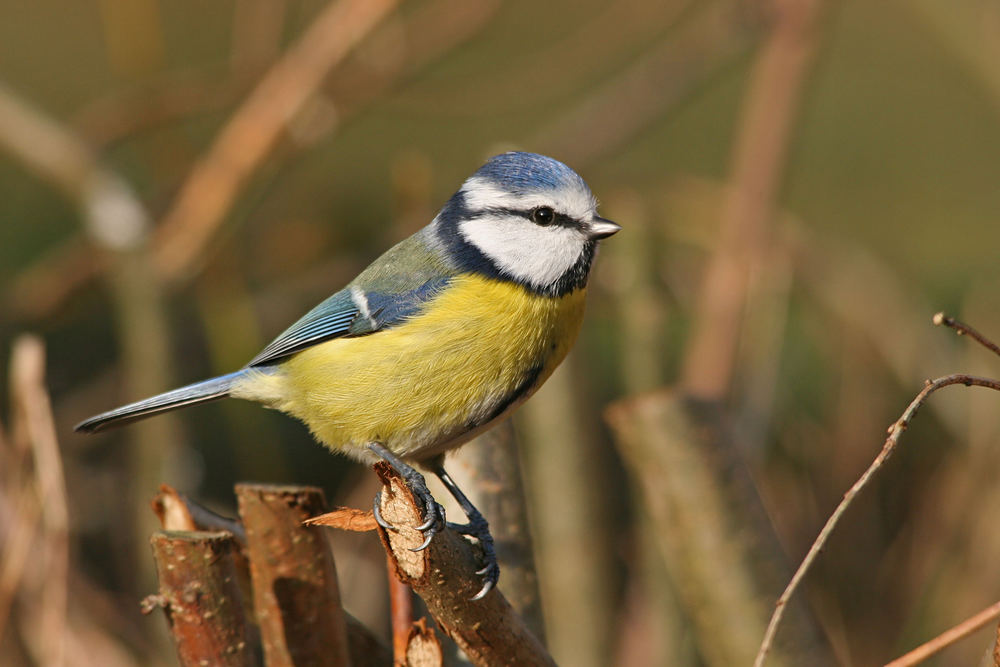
left=247, top=278, right=450, bottom=367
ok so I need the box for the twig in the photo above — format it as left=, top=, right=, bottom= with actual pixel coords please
left=446, top=421, right=546, bottom=641
left=754, top=374, right=1000, bottom=667
left=0, top=81, right=151, bottom=249
left=152, top=0, right=400, bottom=281
left=388, top=556, right=413, bottom=663
left=0, top=83, right=178, bottom=586
left=933, top=312, right=1000, bottom=360
left=4, top=236, right=103, bottom=321
left=883, top=598, right=1000, bottom=667
left=606, top=391, right=832, bottom=665
left=152, top=484, right=247, bottom=541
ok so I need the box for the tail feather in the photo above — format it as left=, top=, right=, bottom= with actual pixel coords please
left=75, top=371, right=246, bottom=433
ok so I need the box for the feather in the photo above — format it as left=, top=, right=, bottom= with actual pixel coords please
left=74, top=371, right=248, bottom=433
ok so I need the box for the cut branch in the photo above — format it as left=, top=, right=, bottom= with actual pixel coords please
left=235, top=483, right=351, bottom=666
left=148, top=531, right=254, bottom=667
left=153, top=484, right=246, bottom=540
left=374, top=463, right=555, bottom=667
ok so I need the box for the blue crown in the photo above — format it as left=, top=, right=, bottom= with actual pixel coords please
left=473, top=152, right=587, bottom=195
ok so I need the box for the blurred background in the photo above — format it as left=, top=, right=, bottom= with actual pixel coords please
left=2, top=0, right=1000, bottom=665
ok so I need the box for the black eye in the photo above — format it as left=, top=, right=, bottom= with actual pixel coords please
left=531, top=207, right=555, bottom=225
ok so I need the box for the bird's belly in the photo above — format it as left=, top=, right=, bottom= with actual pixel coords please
left=240, top=275, right=587, bottom=462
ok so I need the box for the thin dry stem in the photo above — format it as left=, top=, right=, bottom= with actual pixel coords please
left=9, top=336, right=70, bottom=667
left=388, top=555, right=413, bottom=663
left=681, top=0, right=824, bottom=400
left=883, top=598, right=1000, bottom=667
left=536, top=0, right=764, bottom=168
left=754, top=374, right=1000, bottom=667
left=153, top=0, right=399, bottom=280
left=933, top=312, right=1000, bottom=360
left=404, top=618, right=442, bottom=667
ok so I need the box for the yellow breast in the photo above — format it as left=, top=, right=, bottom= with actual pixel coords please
left=236, top=274, right=587, bottom=461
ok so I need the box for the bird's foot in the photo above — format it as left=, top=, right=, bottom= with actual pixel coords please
left=369, top=444, right=446, bottom=552
left=447, top=509, right=498, bottom=600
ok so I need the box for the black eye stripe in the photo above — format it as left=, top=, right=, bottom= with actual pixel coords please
left=476, top=206, right=578, bottom=228
left=530, top=209, right=574, bottom=227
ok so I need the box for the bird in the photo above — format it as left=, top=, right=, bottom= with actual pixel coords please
left=76, top=151, right=620, bottom=598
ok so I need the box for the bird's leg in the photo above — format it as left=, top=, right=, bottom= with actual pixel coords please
left=368, top=443, right=445, bottom=552
left=429, top=462, right=499, bottom=600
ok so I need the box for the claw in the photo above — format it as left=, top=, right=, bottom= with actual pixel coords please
left=415, top=507, right=442, bottom=532
left=372, top=490, right=393, bottom=531
left=471, top=578, right=494, bottom=601
left=412, top=531, right=435, bottom=552
left=432, top=465, right=500, bottom=599
left=368, top=443, right=446, bottom=553
left=368, top=444, right=501, bottom=599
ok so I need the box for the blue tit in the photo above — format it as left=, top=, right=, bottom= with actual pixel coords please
left=76, top=151, right=620, bottom=597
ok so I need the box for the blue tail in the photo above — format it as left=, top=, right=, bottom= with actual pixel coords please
left=74, top=370, right=247, bottom=433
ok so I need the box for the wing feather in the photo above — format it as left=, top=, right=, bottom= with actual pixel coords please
left=247, top=278, right=451, bottom=367
left=248, top=230, right=456, bottom=367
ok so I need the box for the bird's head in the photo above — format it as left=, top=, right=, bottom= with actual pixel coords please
left=433, top=152, right=620, bottom=296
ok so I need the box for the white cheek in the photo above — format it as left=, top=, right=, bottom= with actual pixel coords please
left=459, top=216, right=585, bottom=289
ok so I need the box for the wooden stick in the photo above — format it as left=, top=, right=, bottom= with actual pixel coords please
left=236, top=483, right=351, bottom=667
left=387, top=556, right=413, bottom=663
left=147, top=531, right=254, bottom=667
left=446, top=422, right=546, bottom=641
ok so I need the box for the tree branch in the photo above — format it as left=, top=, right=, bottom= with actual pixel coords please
left=147, top=531, right=255, bottom=667
left=373, top=463, right=555, bottom=667
left=235, top=484, right=352, bottom=666
left=754, top=374, right=1000, bottom=666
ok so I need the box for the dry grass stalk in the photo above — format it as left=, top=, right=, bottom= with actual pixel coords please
left=152, top=0, right=400, bottom=281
